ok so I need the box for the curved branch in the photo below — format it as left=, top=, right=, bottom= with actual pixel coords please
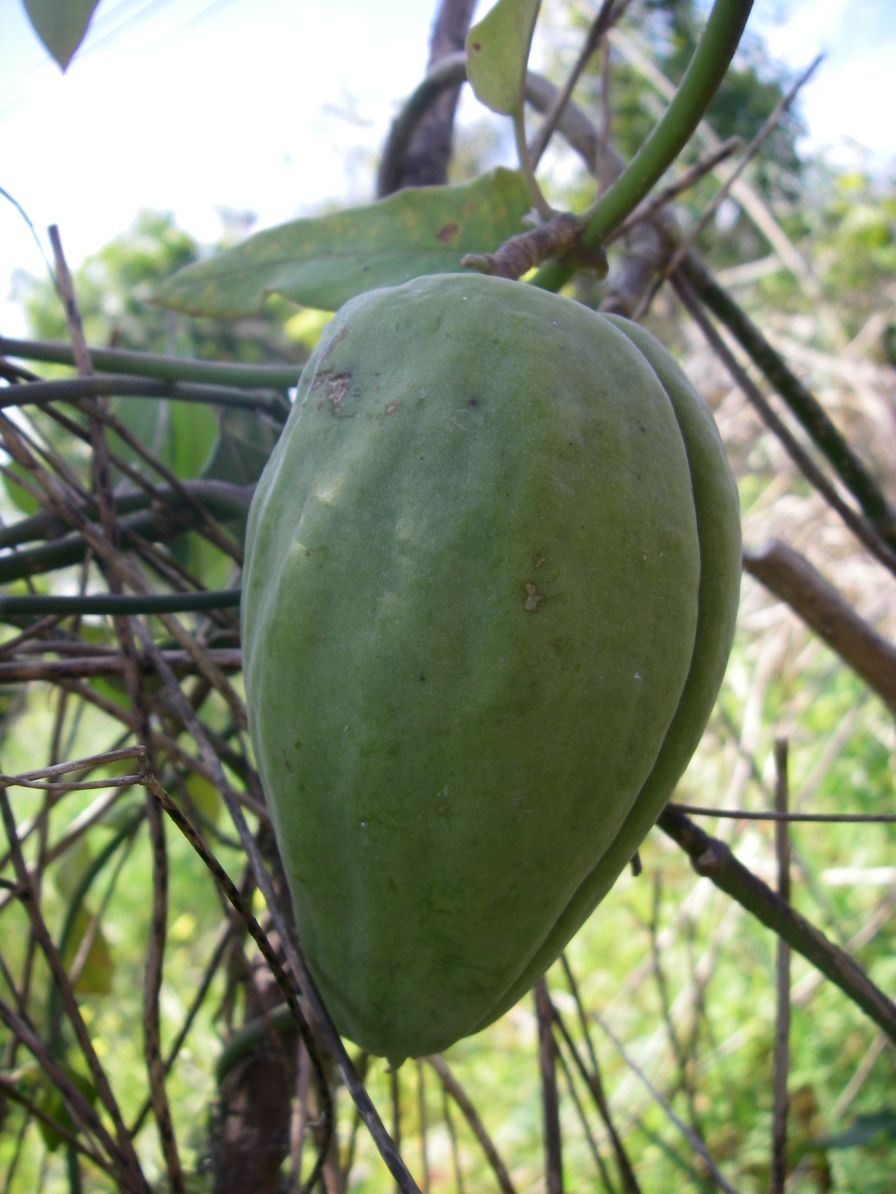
left=376, top=53, right=620, bottom=206
left=378, top=0, right=476, bottom=194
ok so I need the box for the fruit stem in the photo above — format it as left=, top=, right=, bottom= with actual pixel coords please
left=533, top=0, right=754, bottom=291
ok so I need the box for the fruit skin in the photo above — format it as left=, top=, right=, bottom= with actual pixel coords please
left=241, top=273, right=741, bottom=1062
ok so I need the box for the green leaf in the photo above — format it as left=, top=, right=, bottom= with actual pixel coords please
left=34, top=1065, right=98, bottom=1151
left=52, top=840, right=116, bottom=996
left=23, top=0, right=102, bottom=71
left=61, top=905, right=114, bottom=996
left=184, top=771, right=221, bottom=827
left=201, top=408, right=280, bottom=489
left=167, top=401, right=219, bottom=480
left=110, top=397, right=218, bottom=483
left=2, top=462, right=40, bottom=516
left=466, top=0, right=540, bottom=115
left=153, top=168, right=533, bottom=317
left=158, top=406, right=278, bottom=586
left=811, top=1111, right=896, bottom=1151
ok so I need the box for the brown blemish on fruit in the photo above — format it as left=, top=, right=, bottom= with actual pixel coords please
left=327, top=374, right=349, bottom=414
left=524, top=583, right=545, bottom=612
left=436, top=223, right=460, bottom=243
left=311, top=370, right=352, bottom=415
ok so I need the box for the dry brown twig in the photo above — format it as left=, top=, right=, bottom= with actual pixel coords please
left=634, top=53, right=824, bottom=317
left=535, top=977, right=564, bottom=1194
left=742, top=539, right=896, bottom=714
left=425, top=1054, right=518, bottom=1194
left=770, top=740, right=792, bottom=1194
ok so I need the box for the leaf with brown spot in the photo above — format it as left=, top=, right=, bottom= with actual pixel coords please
left=153, top=169, right=532, bottom=317
left=466, top=0, right=541, bottom=116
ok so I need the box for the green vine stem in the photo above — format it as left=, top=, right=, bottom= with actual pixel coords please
left=0, top=484, right=252, bottom=589
left=0, top=335, right=299, bottom=391
left=534, top=0, right=754, bottom=291
left=0, top=374, right=288, bottom=418
left=0, top=479, right=252, bottom=553
left=0, top=590, right=241, bottom=619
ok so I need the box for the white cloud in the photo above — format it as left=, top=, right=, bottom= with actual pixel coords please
left=798, top=47, right=896, bottom=161
left=759, top=0, right=851, bottom=63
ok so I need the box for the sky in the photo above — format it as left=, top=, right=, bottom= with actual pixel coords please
left=1, top=0, right=894, bottom=335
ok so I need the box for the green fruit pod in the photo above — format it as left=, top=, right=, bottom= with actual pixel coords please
left=242, top=273, right=741, bottom=1062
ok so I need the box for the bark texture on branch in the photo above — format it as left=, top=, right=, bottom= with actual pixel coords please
left=743, top=539, right=896, bottom=715
left=377, top=0, right=476, bottom=195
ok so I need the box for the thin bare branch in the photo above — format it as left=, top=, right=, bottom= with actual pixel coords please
left=1, top=746, right=143, bottom=784
left=140, top=762, right=335, bottom=1194
left=678, top=255, right=896, bottom=553
left=0, top=647, right=241, bottom=683
left=614, top=136, right=742, bottom=242
left=425, top=1054, right=518, bottom=1194
left=143, top=790, right=185, bottom=1191
left=0, top=786, right=149, bottom=1190
left=658, top=806, right=896, bottom=1043
left=641, top=53, right=825, bottom=315
left=417, top=1058, right=431, bottom=1194
left=551, top=1033, right=618, bottom=1192
left=558, top=955, right=641, bottom=1194
left=669, top=803, right=896, bottom=824
left=647, top=876, right=703, bottom=1138
left=0, top=1004, right=124, bottom=1177
left=591, top=1012, right=738, bottom=1194
left=771, top=741, right=792, bottom=1194
left=535, top=978, right=564, bottom=1194
left=0, top=1072, right=117, bottom=1176
left=529, top=0, right=624, bottom=170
